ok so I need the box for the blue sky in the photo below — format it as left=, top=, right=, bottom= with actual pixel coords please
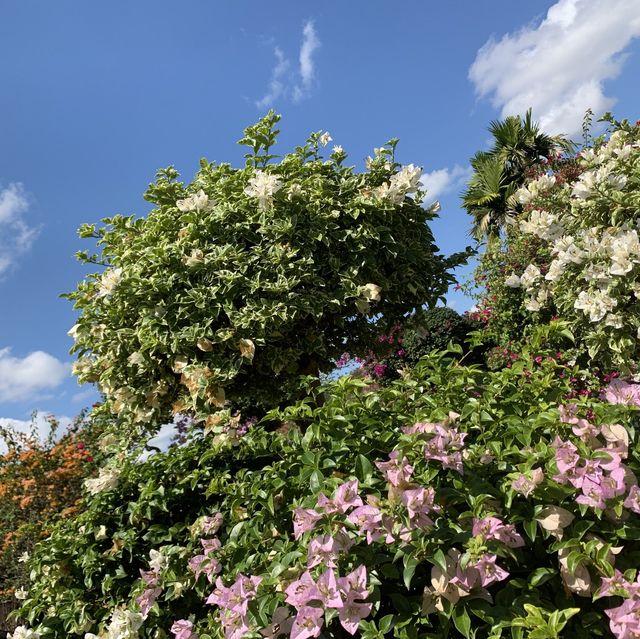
left=1, top=0, right=639, bottom=433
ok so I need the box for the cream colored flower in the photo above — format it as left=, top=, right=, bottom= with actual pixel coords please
left=558, top=547, right=591, bottom=596
left=106, top=608, right=143, bottom=639
left=97, top=267, right=123, bottom=297
left=14, top=587, right=28, bottom=600
left=84, top=467, right=121, bottom=495
left=197, top=338, right=213, bottom=352
left=127, top=352, right=145, bottom=367
left=319, top=132, right=332, bottom=146
left=536, top=506, right=574, bottom=538
left=183, top=249, right=204, bottom=267
left=244, top=170, right=282, bottom=211
left=362, top=283, right=382, bottom=302
left=172, top=356, right=189, bottom=373
left=238, top=338, right=255, bottom=360
left=176, top=189, right=210, bottom=212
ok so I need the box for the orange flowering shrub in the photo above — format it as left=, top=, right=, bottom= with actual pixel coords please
left=0, top=411, right=104, bottom=604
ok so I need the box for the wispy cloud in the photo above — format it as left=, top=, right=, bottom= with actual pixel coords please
left=255, top=20, right=321, bottom=108
left=0, top=347, right=69, bottom=404
left=421, top=165, right=471, bottom=202
left=255, top=47, right=290, bottom=109
left=293, top=21, right=320, bottom=103
left=0, top=183, right=38, bottom=275
left=469, top=0, right=640, bottom=137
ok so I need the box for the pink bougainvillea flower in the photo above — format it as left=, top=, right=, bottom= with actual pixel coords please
left=333, top=480, right=364, bottom=513
left=400, top=487, right=436, bottom=528
left=512, top=468, right=544, bottom=497
left=624, top=485, right=640, bottom=513
left=338, top=594, right=373, bottom=635
left=316, top=568, right=344, bottom=608
left=337, top=565, right=369, bottom=600
left=290, top=606, right=324, bottom=639
left=347, top=505, right=384, bottom=544
left=136, top=587, right=161, bottom=619
left=200, top=513, right=224, bottom=534
left=292, top=508, right=323, bottom=540
left=285, top=571, right=319, bottom=608
left=140, top=569, right=160, bottom=587
left=606, top=598, right=640, bottom=639
left=602, top=379, right=640, bottom=407
left=171, top=620, right=196, bottom=639
left=474, top=554, right=509, bottom=587
left=219, top=609, right=250, bottom=639
left=260, top=607, right=293, bottom=638
left=375, top=451, right=414, bottom=487
left=201, top=537, right=222, bottom=554
left=472, top=516, right=524, bottom=548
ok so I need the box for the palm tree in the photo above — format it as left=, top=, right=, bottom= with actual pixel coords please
left=462, top=109, right=573, bottom=242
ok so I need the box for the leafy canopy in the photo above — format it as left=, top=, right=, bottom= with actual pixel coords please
left=67, top=113, right=468, bottom=435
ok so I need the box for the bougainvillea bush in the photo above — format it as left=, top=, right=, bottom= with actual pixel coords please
left=67, top=113, right=466, bottom=434
left=15, top=324, right=640, bottom=639
left=472, top=117, right=640, bottom=373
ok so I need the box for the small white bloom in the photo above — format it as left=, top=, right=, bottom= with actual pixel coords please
left=9, top=626, right=40, bottom=639
left=18, top=551, right=30, bottom=563
left=319, top=132, right=332, bottom=146
left=106, top=608, right=143, bottom=639
left=97, top=267, right=123, bottom=297
left=95, top=525, right=108, bottom=540
left=504, top=273, right=521, bottom=288
left=519, top=264, right=541, bottom=291
left=67, top=324, right=81, bottom=341
left=361, top=283, right=382, bottom=302
left=332, top=145, right=344, bottom=154
left=149, top=548, right=168, bottom=573
left=127, top=352, right=145, bottom=367
left=84, top=467, right=121, bottom=496
left=244, top=170, right=283, bottom=211
left=176, top=189, right=210, bottom=212
left=15, top=587, right=28, bottom=600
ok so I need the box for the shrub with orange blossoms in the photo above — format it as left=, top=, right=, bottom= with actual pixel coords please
left=0, top=410, right=105, bottom=604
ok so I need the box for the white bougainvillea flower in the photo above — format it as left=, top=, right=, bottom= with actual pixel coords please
left=97, top=267, right=123, bottom=298
left=176, top=189, right=210, bottom=212
left=106, top=608, right=143, bottom=639
left=505, top=273, right=521, bottom=288
left=244, top=170, right=283, bottom=211
left=9, top=626, right=40, bottom=639
left=362, top=283, right=382, bottom=302
left=84, top=467, right=121, bottom=496
left=319, top=131, right=332, bottom=146
left=238, top=338, right=255, bottom=360
left=332, top=145, right=344, bottom=154
left=67, top=324, right=81, bottom=340
left=127, top=352, right=145, bottom=366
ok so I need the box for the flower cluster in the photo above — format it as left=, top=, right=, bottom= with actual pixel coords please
left=503, top=123, right=640, bottom=369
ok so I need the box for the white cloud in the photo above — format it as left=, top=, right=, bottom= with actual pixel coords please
left=293, top=21, right=320, bottom=102
left=0, top=183, right=38, bottom=275
left=0, top=347, right=70, bottom=403
left=256, top=21, right=321, bottom=108
left=255, top=47, right=290, bottom=109
left=0, top=411, right=72, bottom=452
left=421, top=165, right=471, bottom=201
left=469, top=0, right=640, bottom=136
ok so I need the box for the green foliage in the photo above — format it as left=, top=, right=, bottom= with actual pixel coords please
left=66, top=113, right=468, bottom=436
left=462, top=110, right=573, bottom=242
left=20, top=333, right=640, bottom=638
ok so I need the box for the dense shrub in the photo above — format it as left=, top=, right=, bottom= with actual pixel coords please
left=17, top=324, right=640, bottom=639
left=67, top=113, right=467, bottom=436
